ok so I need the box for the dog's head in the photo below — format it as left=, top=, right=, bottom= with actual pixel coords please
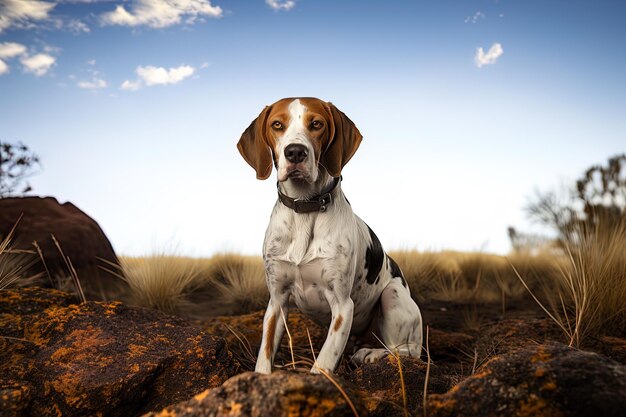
left=237, top=97, right=362, bottom=182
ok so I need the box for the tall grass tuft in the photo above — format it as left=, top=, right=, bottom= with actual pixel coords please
left=120, top=254, right=207, bottom=314
left=201, top=254, right=268, bottom=315
left=0, top=220, right=43, bottom=290
left=0, top=223, right=22, bottom=290
left=120, top=252, right=268, bottom=317
left=559, top=217, right=626, bottom=343
left=514, top=214, right=626, bottom=346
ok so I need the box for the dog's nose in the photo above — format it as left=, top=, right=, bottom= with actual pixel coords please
left=284, top=144, right=308, bottom=164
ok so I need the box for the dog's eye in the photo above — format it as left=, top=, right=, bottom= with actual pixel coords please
left=311, top=120, right=323, bottom=130
left=271, top=121, right=283, bottom=130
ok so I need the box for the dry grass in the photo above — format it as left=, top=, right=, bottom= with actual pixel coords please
left=118, top=254, right=206, bottom=315
left=200, top=253, right=268, bottom=315
left=117, top=249, right=566, bottom=318
left=0, top=220, right=44, bottom=290
left=119, top=252, right=268, bottom=317
left=389, top=250, right=561, bottom=306
left=514, top=216, right=626, bottom=346
left=51, top=234, right=86, bottom=303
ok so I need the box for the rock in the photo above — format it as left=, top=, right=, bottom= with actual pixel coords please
left=0, top=197, right=125, bottom=300
left=0, top=287, right=240, bottom=417
left=427, top=342, right=626, bottom=417
left=342, top=355, right=453, bottom=417
left=144, top=370, right=367, bottom=417
left=583, top=335, right=626, bottom=365
left=427, top=328, right=475, bottom=361
left=474, top=318, right=564, bottom=360
left=0, top=380, right=32, bottom=417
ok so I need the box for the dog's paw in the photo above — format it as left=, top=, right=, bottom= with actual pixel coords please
left=351, top=348, right=390, bottom=364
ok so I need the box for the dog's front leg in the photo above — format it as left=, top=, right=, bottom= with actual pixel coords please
left=312, top=291, right=354, bottom=374
left=255, top=289, right=289, bottom=374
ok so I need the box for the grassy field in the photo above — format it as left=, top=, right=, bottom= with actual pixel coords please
left=119, top=249, right=563, bottom=318
left=3, top=218, right=625, bottom=347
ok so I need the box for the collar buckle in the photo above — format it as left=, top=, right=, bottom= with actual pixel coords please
left=318, top=193, right=332, bottom=212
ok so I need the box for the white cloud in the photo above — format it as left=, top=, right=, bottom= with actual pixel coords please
left=0, top=42, right=59, bottom=77
left=0, top=42, right=27, bottom=59
left=137, top=64, right=195, bottom=85
left=43, top=44, right=62, bottom=54
left=121, top=64, right=196, bottom=90
left=21, top=53, right=56, bottom=76
left=465, top=11, right=485, bottom=24
left=0, top=42, right=27, bottom=75
left=0, top=0, right=56, bottom=33
left=78, top=77, right=107, bottom=89
left=66, top=18, right=90, bottom=33
left=121, top=79, right=142, bottom=91
left=101, top=0, right=223, bottom=28
left=266, top=0, right=295, bottom=11
left=475, top=43, right=503, bottom=68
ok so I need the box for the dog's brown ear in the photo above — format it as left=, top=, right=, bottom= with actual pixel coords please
left=320, top=102, right=363, bottom=178
left=237, top=106, right=274, bottom=180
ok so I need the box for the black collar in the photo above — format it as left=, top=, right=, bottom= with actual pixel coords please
left=277, top=177, right=341, bottom=213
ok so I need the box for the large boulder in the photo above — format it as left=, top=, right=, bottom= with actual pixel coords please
left=427, top=342, right=626, bottom=417
left=144, top=370, right=368, bottom=417
left=0, top=287, right=241, bottom=417
left=0, top=197, right=125, bottom=300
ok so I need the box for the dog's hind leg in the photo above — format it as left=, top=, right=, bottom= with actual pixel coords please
left=352, top=278, right=422, bottom=364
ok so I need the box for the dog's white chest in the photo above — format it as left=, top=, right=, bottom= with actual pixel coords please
left=270, top=257, right=333, bottom=324
left=293, top=259, right=332, bottom=319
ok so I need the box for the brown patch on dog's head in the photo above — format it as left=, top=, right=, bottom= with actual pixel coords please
left=320, top=102, right=363, bottom=178
left=237, top=105, right=275, bottom=180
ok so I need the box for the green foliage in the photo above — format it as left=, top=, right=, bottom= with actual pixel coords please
left=0, top=141, right=41, bottom=198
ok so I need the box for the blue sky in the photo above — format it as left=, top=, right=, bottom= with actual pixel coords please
left=1, top=0, right=625, bottom=257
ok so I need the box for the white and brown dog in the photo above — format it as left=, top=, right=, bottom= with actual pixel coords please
left=237, top=97, right=422, bottom=374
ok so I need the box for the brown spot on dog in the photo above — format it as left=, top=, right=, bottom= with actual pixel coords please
left=333, top=315, right=343, bottom=332
left=264, top=313, right=277, bottom=359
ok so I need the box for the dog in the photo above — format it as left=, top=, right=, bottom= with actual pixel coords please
left=237, top=97, right=423, bottom=374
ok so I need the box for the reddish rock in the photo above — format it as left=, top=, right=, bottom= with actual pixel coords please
left=583, top=335, right=626, bottom=365
left=0, top=287, right=240, bottom=417
left=474, top=318, right=564, bottom=360
left=0, top=197, right=125, bottom=300
left=427, top=343, right=626, bottom=417
left=144, top=370, right=367, bottom=417
left=427, top=327, right=475, bottom=361
left=342, top=355, right=454, bottom=417
left=0, top=380, right=31, bottom=417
